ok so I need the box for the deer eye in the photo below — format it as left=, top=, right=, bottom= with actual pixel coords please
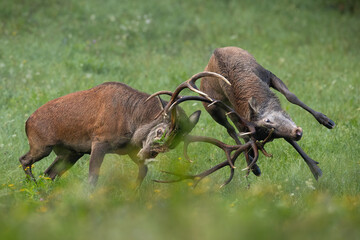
left=264, top=119, right=271, bottom=123
left=156, top=129, right=163, bottom=137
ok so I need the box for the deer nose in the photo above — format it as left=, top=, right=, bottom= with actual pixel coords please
left=294, top=127, right=303, bottom=141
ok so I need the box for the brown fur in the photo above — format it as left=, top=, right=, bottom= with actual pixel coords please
left=25, top=83, right=159, bottom=153
left=19, top=82, right=200, bottom=186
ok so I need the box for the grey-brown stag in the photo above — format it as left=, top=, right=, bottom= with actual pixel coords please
left=200, top=47, right=335, bottom=180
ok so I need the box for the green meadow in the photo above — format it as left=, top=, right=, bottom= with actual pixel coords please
left=0, top=0, right=359, bottom=239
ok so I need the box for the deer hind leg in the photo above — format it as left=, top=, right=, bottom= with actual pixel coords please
left=19, top=145, right=53, bottom=182
left=269, top=73, right=335, bottom=129
left=44, top=148, right=84, bottom=180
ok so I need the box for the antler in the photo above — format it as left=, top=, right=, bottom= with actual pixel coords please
left=177, top=126, right=276, bottom=184
left=154, top=136, right=254, bottom=187
left=183, top=135, right=241, bottom=169
left=146, top=71, right=231, bottom=117
left=255, top=128, right=274, bottom=158
left=149, top=93, right=262, bottom=182
left=158, top=95, right=256, bottom=137
left=145, top=71, right=266, bottom=186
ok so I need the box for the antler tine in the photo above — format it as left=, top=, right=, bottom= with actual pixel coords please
left=185, top=71, right=231, bottom=99
left=145, top=91, right=180, bottom=119
left=173, top=71, right=230, bottom=100
left=220, top=167, right=235, bottom=188
left=145, top=91, right=175, bottom=103
left=219, top=141, right=253, bottom=187
left=256, top=128, right=274, bottom=158
left=168, top=95, right=213, bottom=112
left=242, top=141, right=259, bottom=174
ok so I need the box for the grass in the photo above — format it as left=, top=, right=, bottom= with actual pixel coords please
left=0, top=0, right=359, bottom=239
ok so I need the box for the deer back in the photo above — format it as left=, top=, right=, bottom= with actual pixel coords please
left=25, top=82, right=164, bottom=153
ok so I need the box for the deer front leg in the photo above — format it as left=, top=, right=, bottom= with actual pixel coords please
left=203, top=102, right=242, bottom=144
left=137, top=163, right=148, bottom=186
left=129, top=153, right=149, bottom=187
left=285, top=139, right=322, bottom=180
left=270, top=73, right=335, bottom=129
left=88, top=142, right=109, bottom=187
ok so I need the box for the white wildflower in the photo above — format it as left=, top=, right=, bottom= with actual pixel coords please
left=305, top=178, right=315, bottom=190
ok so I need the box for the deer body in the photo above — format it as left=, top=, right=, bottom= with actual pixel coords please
left=20, top=82, right=201, bottom=186
left=200, top=47, right=335, bottom=179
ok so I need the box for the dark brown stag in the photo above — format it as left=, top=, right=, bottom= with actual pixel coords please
left=200, top=47, right=335, bottom=180
left=19, top=72, right=232, bottom=187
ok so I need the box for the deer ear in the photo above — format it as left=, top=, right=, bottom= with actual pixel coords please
left=187, top=110, right=201, bottom=132
left=166, top=110, right=201, bottom=149
left=248, top=97, right=259, bottom=119
left=189, top=110, right=201, bottom=126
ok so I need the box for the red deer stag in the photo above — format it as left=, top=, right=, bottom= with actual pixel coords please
left=200, top=47, right=335, bottom=180
left=19, top=72, right=232, bottom=187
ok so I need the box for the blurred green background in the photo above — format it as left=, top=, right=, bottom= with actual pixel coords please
left=0, top=0, right=359, bottom=239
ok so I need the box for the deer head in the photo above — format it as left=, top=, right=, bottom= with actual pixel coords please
left=248, top=97, right=303, bottom=141
left=137, top=71, right=231, bottom=160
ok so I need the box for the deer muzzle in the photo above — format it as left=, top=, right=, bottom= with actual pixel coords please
left=293, top=127, right=303, bottom=141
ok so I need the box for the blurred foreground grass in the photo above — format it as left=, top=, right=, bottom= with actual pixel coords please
left=2, top=173, right=359, bottom=240
left=0, top=0, right=359, bottom=239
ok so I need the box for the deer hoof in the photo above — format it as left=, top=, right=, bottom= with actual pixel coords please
left=325, top=119, right=336, bottom=129
left=251, top=163, right=261, bottom=176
